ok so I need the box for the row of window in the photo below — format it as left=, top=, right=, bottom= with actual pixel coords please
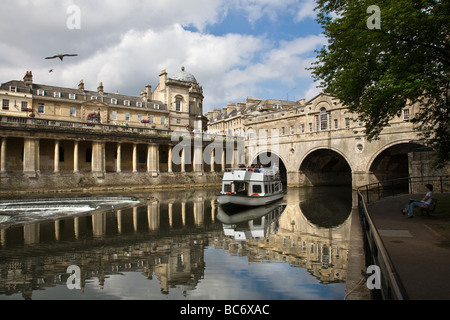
left=0, top=100, right=167, bottom=125
left=2, top=100, right=30, bottom=111
left=34, top=89, right=153, bottom=108
left=218, top=109, right=412, bottom=137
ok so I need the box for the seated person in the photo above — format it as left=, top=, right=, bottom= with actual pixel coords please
left=402, top=184, right=433, bottom=218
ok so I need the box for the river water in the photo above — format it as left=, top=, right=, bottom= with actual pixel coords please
left=0, top=186, right=353, bottom=300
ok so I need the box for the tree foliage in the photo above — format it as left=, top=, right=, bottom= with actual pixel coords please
left=310, top=0, right=449, bottom=165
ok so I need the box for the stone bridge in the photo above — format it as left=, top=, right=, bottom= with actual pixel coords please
left=242, top=94, right=429, bottom=188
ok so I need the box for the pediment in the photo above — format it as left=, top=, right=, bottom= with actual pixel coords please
left=81, top=100, right=109, bottom=108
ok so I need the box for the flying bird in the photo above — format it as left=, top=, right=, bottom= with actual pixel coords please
left=45, top=54, right=78, bottom=61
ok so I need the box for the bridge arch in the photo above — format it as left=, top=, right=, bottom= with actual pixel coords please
left=298, top=147, right=353, bottom=187
left=368, top=140, right=431, bottom=183
left=250, top=150, right=288, bottom=185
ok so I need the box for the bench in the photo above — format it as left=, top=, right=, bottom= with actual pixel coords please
left=420, top=198, right=437, bottom=216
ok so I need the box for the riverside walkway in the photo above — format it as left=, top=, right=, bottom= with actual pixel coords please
left=367, top=193, right=450, bottom=300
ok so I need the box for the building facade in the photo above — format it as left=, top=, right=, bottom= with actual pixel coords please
left=1, top=68, right=204, bottom=131
left=0, top=69, right=232, bottom=193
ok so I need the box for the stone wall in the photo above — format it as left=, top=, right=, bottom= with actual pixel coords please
left=0, top=172, right=223, bottom=196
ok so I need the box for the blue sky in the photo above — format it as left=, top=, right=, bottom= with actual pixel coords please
left=0, top=0, right=326, bottom=112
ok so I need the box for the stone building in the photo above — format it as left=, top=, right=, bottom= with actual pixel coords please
left=1, top=67, right=204, bottom=131
left=0, top=68, right=224, bottom=192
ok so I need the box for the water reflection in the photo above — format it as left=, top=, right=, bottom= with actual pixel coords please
left=0, top=187, right=352, bottom=300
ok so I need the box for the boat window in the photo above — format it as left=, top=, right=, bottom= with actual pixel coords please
left=265, top=185, right=268, bottom=194
left=224, top=184, right=231, bottom=193
left=253, top=185, right=262, bottom=194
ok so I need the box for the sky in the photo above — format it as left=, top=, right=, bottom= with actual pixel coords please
left=0, top=0, right=327, bottom=113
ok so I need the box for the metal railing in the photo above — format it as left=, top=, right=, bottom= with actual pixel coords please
left=357, top=175, right=450, bottom=300
left=359, top=175, right=450, bottom=204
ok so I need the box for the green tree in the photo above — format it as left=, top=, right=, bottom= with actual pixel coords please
left=311, top=0, right=449, bottom=165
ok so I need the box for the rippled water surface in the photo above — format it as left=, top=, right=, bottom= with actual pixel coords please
left=0, top=186, right=352, bottom=300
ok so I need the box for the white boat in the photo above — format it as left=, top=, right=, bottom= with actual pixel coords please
left=217, top=168, right=285, bottom=207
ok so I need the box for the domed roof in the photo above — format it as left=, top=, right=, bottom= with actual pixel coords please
left=170, top=67, right=197, bottom=83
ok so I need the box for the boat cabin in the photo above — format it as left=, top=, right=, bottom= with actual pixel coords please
left=221, top=168, right=283, bottom=197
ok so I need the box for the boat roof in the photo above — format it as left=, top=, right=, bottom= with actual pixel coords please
left=222, top=168, right=280, bottom=182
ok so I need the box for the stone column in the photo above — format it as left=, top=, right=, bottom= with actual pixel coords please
left=73, top=141, right=79, bottom=173
left=181, top=148, right=185, bottom=173
left=147, top=145, right=159, bottom=177
left=116, top=210, right=122, bottom=234
left=210, top=149, right=215, bottom=173
left=91, top=141, right=105, bottom=177
left=116, top=143, right=122, bottom=173
left=181, top=201, right=186, bottom=226
left=193, top=145, right=203, bottom=173
left=132, top=144, right=138, bottom=173
left=133, top=207, right=138, bottom=232
left=0, top=137, right=6, bottom=173
left=168, top=146, right=173, bottom=173
left=54, top=140, right=60, bottom=173
left=55, top=220, right=60, bottom=241
left=168, top=201, right=173, bottom=227
left=74, top=217, right=80, bottom=239
left=23, top=138, right=39, bottom=177
left=193, top=133, right=203, bottom=174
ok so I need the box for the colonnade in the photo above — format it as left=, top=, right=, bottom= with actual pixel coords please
left=0, top=136, right=241, bottom=177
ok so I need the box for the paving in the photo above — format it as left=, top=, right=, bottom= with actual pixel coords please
left=366, top=194, right=450, bottom=300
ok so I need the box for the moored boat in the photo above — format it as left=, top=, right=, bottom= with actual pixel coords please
left=217, top=167, right=285, bottom=207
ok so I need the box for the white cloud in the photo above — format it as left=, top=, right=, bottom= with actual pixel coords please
left=0, top=0, right=324, bottom=112
left=295, top=0, right=319, bottom=22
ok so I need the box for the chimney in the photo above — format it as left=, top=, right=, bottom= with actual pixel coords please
left=97, top=82, right=104, bottom=94
left=23, top=71, right=33, bottom=88
left=226, top=103, right=236, bottom=115
left=78, top=80, right=85, bottom=91
left=145, top=85, right=152, bottom=100
left=159, top=69, right=167, bottom=90
left=212, top=108, right=221, bottom=119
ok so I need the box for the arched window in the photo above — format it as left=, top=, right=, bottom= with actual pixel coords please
left=175, top=95, right=183, bottom=112
left=320, top=108, right=328, bottom=131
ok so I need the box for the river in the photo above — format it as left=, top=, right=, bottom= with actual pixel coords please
left=0, top=186, right=352, bottom=300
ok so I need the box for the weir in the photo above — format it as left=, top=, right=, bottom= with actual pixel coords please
left=0, top=196, right=141, bottom=225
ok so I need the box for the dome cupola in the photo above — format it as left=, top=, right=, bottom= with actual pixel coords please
left=170, top=67, right=197, bottom=83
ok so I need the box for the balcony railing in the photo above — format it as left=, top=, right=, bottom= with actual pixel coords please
left=0, top=115, right=242, bottom=143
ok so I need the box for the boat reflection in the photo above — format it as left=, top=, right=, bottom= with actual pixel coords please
left=217, top=201, right=285, bottom=241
